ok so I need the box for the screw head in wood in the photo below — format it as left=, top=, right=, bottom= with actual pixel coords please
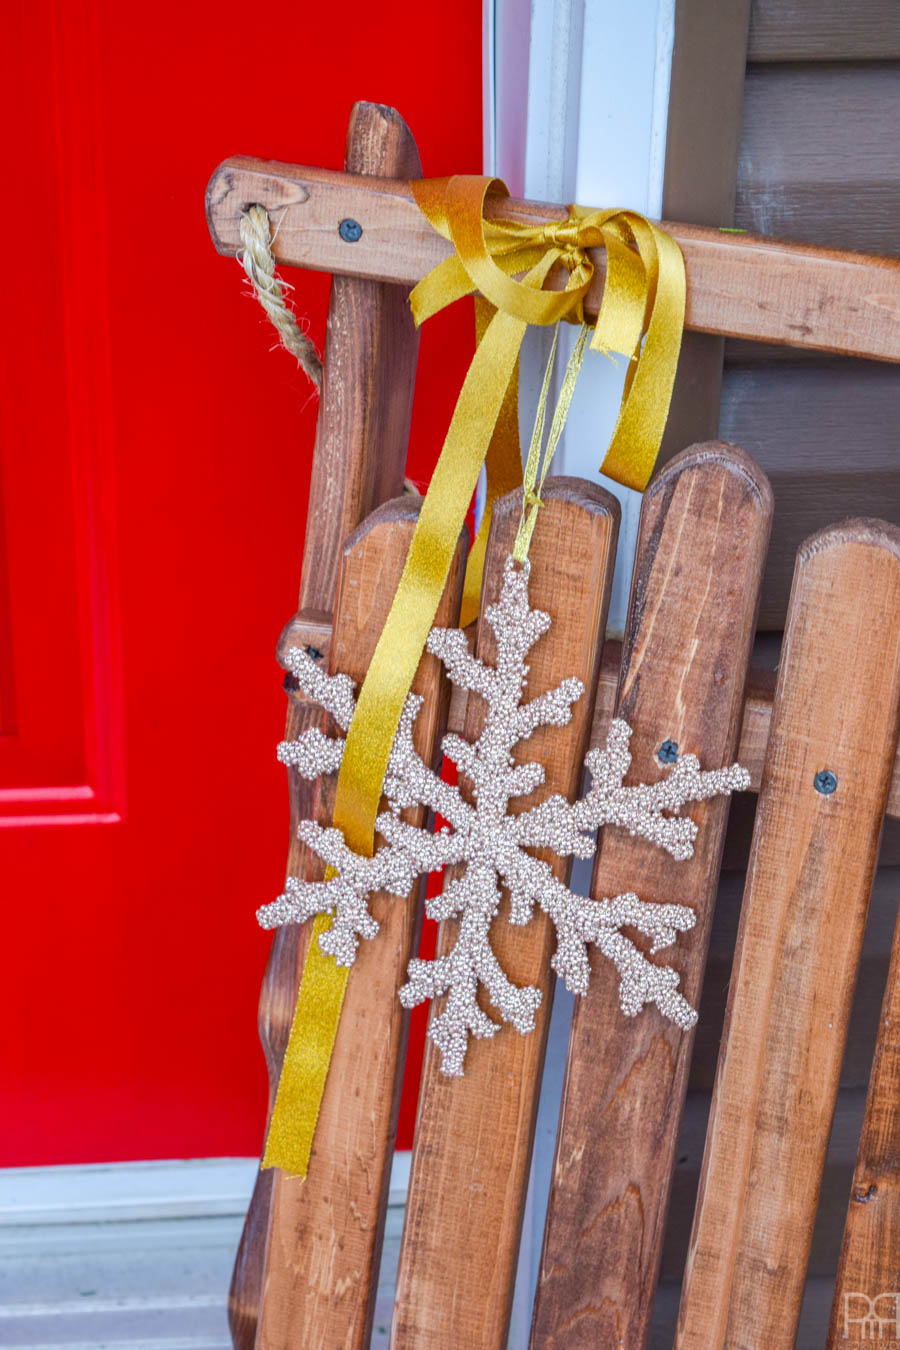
left=658, top=739, right=679, bottom=764
left=814, top=769, right=837, bottom=795
left=339, top=218, right=363, bottom=243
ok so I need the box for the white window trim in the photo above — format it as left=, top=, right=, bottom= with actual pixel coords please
left=486, top=0, right=676, bottom=637
left=484, top=4, right=678, bottom=1339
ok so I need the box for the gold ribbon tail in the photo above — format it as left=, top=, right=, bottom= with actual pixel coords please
left=262, top=175, right=686, bottom=1177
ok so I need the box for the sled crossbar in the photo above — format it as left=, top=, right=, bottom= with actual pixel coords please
left=206, top=156, right=900, bottom=364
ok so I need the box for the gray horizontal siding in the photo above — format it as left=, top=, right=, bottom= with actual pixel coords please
left=720, top=43, right=899, bottom=625
left=718, top=358, right=900, bottom=626
left=749, top=0, right=900, bottom=63
left=735, top=62, right=900, bottom=257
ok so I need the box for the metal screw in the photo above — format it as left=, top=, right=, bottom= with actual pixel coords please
left=814, top=769, right=837, bottom=796
left=306, top=645, right=324, bottom=661
left=658, top=739, right=679, bottom=764
left=339, top=218, right=363, bottom=243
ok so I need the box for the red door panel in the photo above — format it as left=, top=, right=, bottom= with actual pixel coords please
left=2, top=0, right=124, bottom=823
left=2, top=0, right=481, bottom=1163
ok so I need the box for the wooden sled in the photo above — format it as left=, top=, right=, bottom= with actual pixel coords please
left=206, top=102, right=900, bottom=1350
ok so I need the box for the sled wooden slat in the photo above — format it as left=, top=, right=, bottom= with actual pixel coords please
left=288, top=628, right=900, bottom=820
left=677, top=520, right=900, bottom=1350
left=227, top=101, right=422, bottom=1349
left=827, top=899, right=900, bottom=1347
left=530, top=444, right=772, bottom=1350
left=391, top=479, right=620, bottom=1350
left=206, top=156, right=900, bottom=363
left=255, top=501, right=466, bottom=1350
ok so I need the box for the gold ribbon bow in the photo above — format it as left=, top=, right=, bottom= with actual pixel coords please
left=262, top=176, right=685, bottom=1177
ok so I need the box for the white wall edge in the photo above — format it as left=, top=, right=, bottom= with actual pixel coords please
left=0, top=1153, right=414, bottom=1226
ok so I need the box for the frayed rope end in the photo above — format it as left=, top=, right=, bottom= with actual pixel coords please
left=239, top=204, right=323, bottom=392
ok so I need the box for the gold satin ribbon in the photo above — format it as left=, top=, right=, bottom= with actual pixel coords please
left=465, top=294, right=524, bottom=626
left=512, top=321, right=591, bottom=562
left=262, top=176, right=685, bottom=1177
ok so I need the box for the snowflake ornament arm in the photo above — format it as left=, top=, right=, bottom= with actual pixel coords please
left=257, top=558, right=749, bottom=1075
left=256, top=648, right=461, bottom=964
left=398, top=561, right=749, bottom=1073
left=531, top=864, right=700, bottom=1027
left=572, top=718, right=749, bottom=860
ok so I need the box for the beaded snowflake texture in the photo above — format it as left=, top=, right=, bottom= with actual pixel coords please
left=258, top=555, right=749, bottom=1076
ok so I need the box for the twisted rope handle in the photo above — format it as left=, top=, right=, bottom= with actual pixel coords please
left=239, top=204, right=323, bottom=391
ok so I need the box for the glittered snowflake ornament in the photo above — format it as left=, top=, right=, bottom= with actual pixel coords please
left=258, top=556, right=749, bottom=1075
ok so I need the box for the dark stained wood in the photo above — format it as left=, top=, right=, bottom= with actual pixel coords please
left=277, top=609, right=333, bottom=672
left=256, top=501, right=466, bottom=1350
left=530, top=443, right=772, bottom=1350
left=663, top=0, right=751, bottom=231
left=748, top=0, right=900, bottom=62
left=677, top=520, right=900, bottom=1350
left=828, top=898, right=900, bottom=1347
left=735, top=64, right=900, bottom=259
left=660, top=0, right=751, bottom=462
left=206, top=156, right=900, bottom=364
left=724, top=339, right=853, bottom=363
left=300, top=107, right=423, bottom=614
left=227, top=99, right=422, bottom=1350
left=391, top=478, right=620, bottom=1350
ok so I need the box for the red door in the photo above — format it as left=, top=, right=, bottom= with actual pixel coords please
left=2, top=0, right=482, bottom=1165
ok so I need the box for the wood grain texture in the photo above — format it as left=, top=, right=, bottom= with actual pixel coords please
left=661, top=874, right=899, bottom=1339
left=299, top=107, right=422, bottom=616
left=205, top=157, right=900, bottom=363
left=748, top=0, right=900, bottom=63
left=660, top=1277, right=839, bottom=1350
left=660, top=1092, right=876, bottom=1282
left=653, top=889, right=900, bottom=1336
left=256, top=501, right=466, bottom=1350
left=828, top=899, right=900, bottom=1347
left=692, top=953, right=895, bottom=1098
left=390, top=478, right=620, bottom=1350
left=662, top=885, right=900, bottom=1300
left=676, top=519, right=900, bottom=1350
left=227, top=100, right=422, bottom=1350
left=719, top=771, right=900, bottom=871
left=735, top=64, right=900, bottom=259
left=530, top=443, right=772, bottom=1350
